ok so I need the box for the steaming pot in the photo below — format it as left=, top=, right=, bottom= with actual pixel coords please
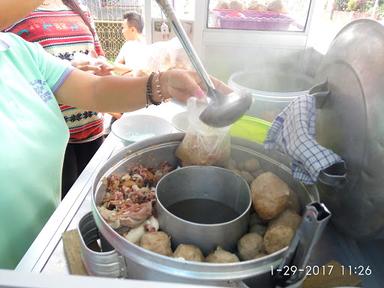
left=91, top=133, right=318, bottom=286
left=313, top=19, right=384, bottom=239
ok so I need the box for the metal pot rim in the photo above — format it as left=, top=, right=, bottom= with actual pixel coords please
left=155, top=165, right=252, bottom=227
left=91, top=133, right=319, bottom=279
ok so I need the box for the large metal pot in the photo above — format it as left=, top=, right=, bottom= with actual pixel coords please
left=92, top=133, right=319, bottom=286
left=314, top=20, right=384, bottom=239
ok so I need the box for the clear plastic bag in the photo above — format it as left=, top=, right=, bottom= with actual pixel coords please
left=145, top=41, right=171, bottom=73
left=143, top=38, right=191, bottom=74
left=167, top=37, right=191, bottom=70
left=176, top=98, right=231, bottom=167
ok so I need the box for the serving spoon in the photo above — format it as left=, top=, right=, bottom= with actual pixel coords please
left=155, top=0, right=252, bottom=128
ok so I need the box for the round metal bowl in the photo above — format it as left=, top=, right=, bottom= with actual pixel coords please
left=92, top=133, right=319, bottom=286
left=156, top=165, right=251, bottom=254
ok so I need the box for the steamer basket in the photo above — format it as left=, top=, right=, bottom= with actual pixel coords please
left=91, top=133, right=319, bottom=286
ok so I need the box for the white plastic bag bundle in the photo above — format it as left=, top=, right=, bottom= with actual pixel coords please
left=176, top=98, right=231, bottom=167
left=145, top=38, right=191, bottom=73
left=146, top=41, right=171, bottom=73
left=167, top=37, right=191, bottom=70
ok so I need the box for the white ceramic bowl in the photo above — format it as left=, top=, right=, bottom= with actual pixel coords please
left=171, top=111, right=189, bottom=132
left=112, top=114, right=175, bottom=144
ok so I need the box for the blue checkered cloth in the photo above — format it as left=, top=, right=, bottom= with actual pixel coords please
left=264, top=95, right=344, bottom=184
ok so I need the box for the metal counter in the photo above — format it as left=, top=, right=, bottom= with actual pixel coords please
left=15, top=102, right=384, bottom=288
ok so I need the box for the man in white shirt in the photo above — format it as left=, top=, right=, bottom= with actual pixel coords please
left=115, top=12, right=148, bottom=75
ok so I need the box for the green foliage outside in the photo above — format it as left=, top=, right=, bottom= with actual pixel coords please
left=335, top=0, right=349, bottom=11
left=377, top=2, right=384, bottom=18
left=347, top=0, right=373, bottom=12
left=334, top=0, right=377, bottom=12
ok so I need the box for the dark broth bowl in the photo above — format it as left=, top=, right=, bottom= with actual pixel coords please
left=155, top=165, right=251, bottom=254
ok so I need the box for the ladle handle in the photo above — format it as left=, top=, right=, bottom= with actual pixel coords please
left=155, top=0, right=216, bottom=95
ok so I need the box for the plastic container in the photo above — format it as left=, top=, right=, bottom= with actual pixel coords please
left=230, top=115, right=271, bottom=144
left=213, top=9, right=293, bottom=31
left=229, top=69, right=314, bottom=122
left=171, top=111, right=270, bottom=144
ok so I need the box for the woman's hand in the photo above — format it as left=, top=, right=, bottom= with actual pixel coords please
left=160, top=69, right=233, bottom=103
left=93, top=57, right=114, bottom=76
left=111, top=63, right=132, bottom=76
left=71, top=60, right=113, bottom=76
left=107, top=112, right=122, bottom=119
left=96, top=64, right=114, bottom=76
left=71, top=55, right=113, bottom=76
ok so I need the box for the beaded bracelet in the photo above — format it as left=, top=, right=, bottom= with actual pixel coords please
left=145, top=72, right=156, bottom=107
left=146, top=72, right=163, bottom=106
left=154, top=72, right=165, bottom=104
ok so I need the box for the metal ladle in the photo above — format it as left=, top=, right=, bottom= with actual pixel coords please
left=155, top=0, right=252, bottom=127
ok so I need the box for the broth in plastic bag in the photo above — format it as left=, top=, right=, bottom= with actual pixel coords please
left=176, top=98, right=231, bottom=167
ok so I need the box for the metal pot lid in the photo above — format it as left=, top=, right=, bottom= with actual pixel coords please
left=313, top=19, right=384, bottom=239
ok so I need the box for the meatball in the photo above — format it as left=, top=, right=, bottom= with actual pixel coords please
left=249, top=212, right=265, bottom=226
left=270, top=210, right=302, bottom=231
left=237, top=161, right=245, bottom=171
left=216, top=0, right=229, bottom=9
left=206, top=247, right=240, bottom=263
left=240, top=170, right=254, bottom=184
left=249, top=213, right=267, bottom=235
left=229, top=0, right=244, bottom=10
left=173, top=244, right=204, bottom=262
left=252, top=169, right=264, bottom=179
left=139, top=231, right=172, bottom=256
left=124, top=216, right=159, bottom=244
left=226, top=158, right=238, bottom=171
left=237, top=233, right=263, bottom=261
left=287, top=189, right=301, bottom=214
left=243, top=158, right=261, bottom=173
left=248, top=0, right=267, bottom=12
left=249, top=224, right=267, bottom=236
left=263, top=225, right=294, bottom=254
left=251, top=172, right=290, bottom=220
left=267, top=0, right=285, bottom=13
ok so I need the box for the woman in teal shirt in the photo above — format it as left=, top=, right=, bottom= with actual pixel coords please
left=0, top=0, right=232, bottom=269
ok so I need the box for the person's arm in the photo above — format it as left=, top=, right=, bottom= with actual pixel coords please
left=54, top=69, right=206, bottom=113
left=112, top=62, right=132, bottom=75
left=27, top=37, right=230, bottom=113
left=71, top=52, right=114, bottom=76
left=115, top=43, right=126, bottom=65
left=0, top=0, right=42, bottom=29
